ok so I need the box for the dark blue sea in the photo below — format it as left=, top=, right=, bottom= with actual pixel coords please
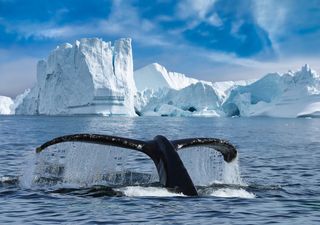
left=0, top=116, right=319, bottom=224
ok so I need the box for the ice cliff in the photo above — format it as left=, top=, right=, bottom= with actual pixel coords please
left=16, top=38, right=137, bottom=116
left=223, top=64, right=320, bottom=118
left=0, top=96, right=14, bottom=115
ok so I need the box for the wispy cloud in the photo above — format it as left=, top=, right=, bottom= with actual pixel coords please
left=254, top=0, right=320, bottom=57
left=177, top=0, right=217, bottom=20
left=0, top=0, right=173, bottom=48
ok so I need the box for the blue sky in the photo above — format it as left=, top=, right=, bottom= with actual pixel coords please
left=1, top=0, right=320, bottom=97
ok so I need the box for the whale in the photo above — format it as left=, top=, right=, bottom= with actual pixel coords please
left=36, top=134, right=237, bottom=196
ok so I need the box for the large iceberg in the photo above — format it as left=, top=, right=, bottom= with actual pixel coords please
left=223, top=64, right=320, bottom=118
left=0, top=96, right=14, bottom=115
left=134, top=64, right=250, bottom=117
left=16, top=38, right=137, bottom=116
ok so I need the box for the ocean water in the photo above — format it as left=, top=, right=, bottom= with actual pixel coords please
left=0, top=116, right=319, bottom=224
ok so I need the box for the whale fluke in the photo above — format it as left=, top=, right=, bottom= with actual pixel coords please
left=172, top=138, right=237, bottom=163
left=36, top=133, right=146, bottom=154
left=36, top=134, right=237, bottom=196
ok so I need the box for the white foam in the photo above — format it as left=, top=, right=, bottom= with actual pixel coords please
left=119, top=186, right=185, bottom=197
left=210, top=188, right=255, bottom=199
left=0, top=176, right=12, bottom=182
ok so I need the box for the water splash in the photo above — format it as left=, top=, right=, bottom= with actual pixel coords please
left=178, top=147, right=244, bottom=186
left=178, top=147, right=224, bottom=185
left=222, top=155, right=245, bottom=185
left=178, top=147, right=254, bottom=198
left=62, top=143, right=128, bottom=186
left=20, top=142, right=158, bottom=188
left=19, top=151, right=37, bottom=188
left=18, top=142, right=254, bottom=198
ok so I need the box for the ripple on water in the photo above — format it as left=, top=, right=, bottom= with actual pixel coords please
left=0, top=116, right=320, bottom=224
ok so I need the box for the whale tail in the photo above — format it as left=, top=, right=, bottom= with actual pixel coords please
left=36, top=134, right=237, bottom=196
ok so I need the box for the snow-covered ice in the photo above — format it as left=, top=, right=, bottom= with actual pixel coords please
left=0, top=96, right=14, bottom=115
left=134, top=64, right=251, bottom=117
left=223, top=64, right=320, bottom=118
left=135, top=64, right=320, bottom=118
left=135, top=82, right=223, bottom=117
left=134, top=63, right=205, bottom=91
left=16, top=38, right=137, bottom=116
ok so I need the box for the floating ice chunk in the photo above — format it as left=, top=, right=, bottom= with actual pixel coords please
left=0, top=96, right=14, bottom=115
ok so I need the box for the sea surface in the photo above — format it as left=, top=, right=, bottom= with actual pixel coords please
left=0, top=116, right=319, bottom=224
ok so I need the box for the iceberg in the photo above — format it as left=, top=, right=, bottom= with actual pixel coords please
left=136, top=82, right=223, bottom=117
left=16, top=38, right=137, bottom=116
left=223, top=64, right=320, bottom=118
left=0, top=96, right=14, bottom=115
left=134, top=63, right=204, bottom=91
left=135, top=63, right=320, bottom=118
left=134, top=63, right=253, bottom=117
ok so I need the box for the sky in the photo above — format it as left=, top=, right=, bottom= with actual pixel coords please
left=0, top=0, right=320, bottom=97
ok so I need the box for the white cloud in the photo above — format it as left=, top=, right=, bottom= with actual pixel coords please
left=153, top=40, right=320, bottom=82
left=254, top=0, right=287, bottom=54
left=176, top=0, right=222, bottom=31
left=207, top=13, right=222, bottom=26
left=177, top=0, right=217, bottom=19
left=253, top=0, right=320, bottom=58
